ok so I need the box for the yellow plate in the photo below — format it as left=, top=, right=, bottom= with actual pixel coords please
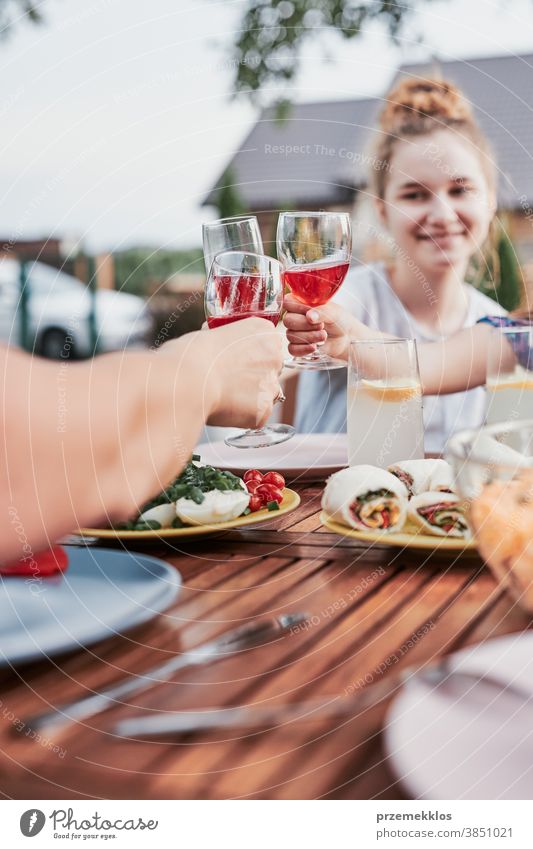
left=320, top=512, right=476, bottom=552
left=79, top=489, right=300, bottom=540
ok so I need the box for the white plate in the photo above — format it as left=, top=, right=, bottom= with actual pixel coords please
left=0, top=547, right=181, bottom=666
left=385, top=631, right=533, bottom=799
left=196, top=433, right=348, bottom=481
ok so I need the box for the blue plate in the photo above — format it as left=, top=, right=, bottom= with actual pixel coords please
left=0, top=547, right=181, bottom=666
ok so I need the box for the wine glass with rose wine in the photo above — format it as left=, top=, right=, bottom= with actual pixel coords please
left=205, top=250, right=295, bottom=449
left=202, top=215, right=263, bottom=277
left=277, top=211, right=352, bottom=369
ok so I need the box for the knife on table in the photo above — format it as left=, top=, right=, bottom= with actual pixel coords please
left=21, top=612, right=309, bottom=734
left=113, top=661, right=533, bottom=739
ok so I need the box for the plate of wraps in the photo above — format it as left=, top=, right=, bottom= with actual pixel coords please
left=320, top=459, right=476, bottom=552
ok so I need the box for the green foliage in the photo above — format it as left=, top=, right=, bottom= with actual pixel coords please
left=113, top=247, right=204, bottom=296
left=215, top=168, right=247, bottom=218
left=231, top=0, right=420, bottom=106
left=468, top=225, right=524, bottom=312
left=0, top=0, right=43, bottom=35
left=494, top=228, right=523, bottom=311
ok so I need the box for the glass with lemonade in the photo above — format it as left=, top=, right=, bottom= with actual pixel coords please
left=348, top=338, right=424, bottom=467
left=486, top=326, right=533, bottom=434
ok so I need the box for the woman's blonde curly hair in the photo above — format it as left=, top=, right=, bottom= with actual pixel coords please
left=371, top=77, right=497, bottom=199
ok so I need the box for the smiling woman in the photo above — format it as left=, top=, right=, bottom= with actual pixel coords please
left=291, top=77, right=506, bottom=453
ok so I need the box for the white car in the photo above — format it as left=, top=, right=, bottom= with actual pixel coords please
left=0, top=258, right=153, bottom=358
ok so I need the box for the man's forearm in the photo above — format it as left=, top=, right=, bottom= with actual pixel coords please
left=1, top=339, right=214, bottom=560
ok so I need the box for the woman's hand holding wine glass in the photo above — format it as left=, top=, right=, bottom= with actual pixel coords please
left=282, top=296, right=354, bottom=362
left=277, top=211, right=352, bottom=370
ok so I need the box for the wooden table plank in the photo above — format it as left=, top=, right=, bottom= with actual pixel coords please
left=1, top=480, right=530, bottom=800
left=198, top=568, right=473, bottom=799
left=127, top=566, right=484, bottom=799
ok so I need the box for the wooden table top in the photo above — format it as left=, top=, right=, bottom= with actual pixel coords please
left=1, top=481, right=531, bottom=800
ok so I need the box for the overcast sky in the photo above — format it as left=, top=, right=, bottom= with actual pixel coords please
left=1, top=0, right=532, bottom=252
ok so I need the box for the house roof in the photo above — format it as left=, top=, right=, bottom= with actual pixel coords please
left=204, top=52, right=533, bottom=210
left=203, top=97, right=380, bottom=208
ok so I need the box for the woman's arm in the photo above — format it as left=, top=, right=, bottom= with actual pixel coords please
left=1, top=318, right=283, bottom=561
left=283, top=295, right=494, bottom=394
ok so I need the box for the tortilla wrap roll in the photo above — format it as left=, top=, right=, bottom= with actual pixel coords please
left=387, top=459, right=454, bottom=496
left=322, top=465, right=408, bottom=533
left=408, top=491, right=471, bottom=539
left=428, top=461, right=454, bottom=493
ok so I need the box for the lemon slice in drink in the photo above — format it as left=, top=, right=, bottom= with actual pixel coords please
left=487, top=376, right=533, bottom=391
left=360, top=378, right=421, bottom=402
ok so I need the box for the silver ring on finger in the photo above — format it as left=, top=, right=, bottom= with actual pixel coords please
left=274, top=387, right=286, bottom=404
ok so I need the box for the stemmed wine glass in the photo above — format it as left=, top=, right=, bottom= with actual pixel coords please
left=202, top=215, right=263, bottom=277
left=277, top=211, right=352, bottom=370
left=205, top=250, right=295, bottom=449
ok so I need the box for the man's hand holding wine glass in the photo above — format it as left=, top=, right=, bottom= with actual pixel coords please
left=204, top=317, right=285, bottom=429
left=159, top=317, right=284, bottom=429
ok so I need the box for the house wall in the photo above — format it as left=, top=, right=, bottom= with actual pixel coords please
left=255, top=202, right=355, bottom=253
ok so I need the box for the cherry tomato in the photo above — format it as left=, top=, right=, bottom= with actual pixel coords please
left=262, top=471, right=285, bottom=489
left=256, top=483, right=283, bottom=505
left=0, top=545, right=69, bottom=577
left=248, top=494, right=263, bottom=512
left=243, top=469, right=263, bottom=484
left=245, top=479, right=262, bottom=494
